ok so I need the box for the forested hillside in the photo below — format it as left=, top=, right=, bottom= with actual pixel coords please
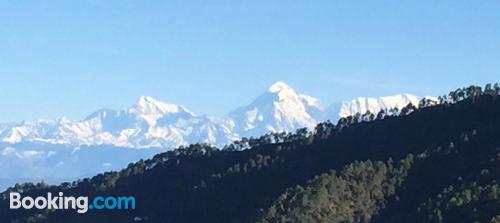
left=1, top=85, right=499, bottom=223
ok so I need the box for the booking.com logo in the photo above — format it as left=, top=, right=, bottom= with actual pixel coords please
left=9, top=192, right=136, bottom=214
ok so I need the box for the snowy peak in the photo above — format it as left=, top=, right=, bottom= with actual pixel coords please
left=267, top=81, right=323, bottom=110
left=268, top=81, right=290, bottom=92
left=268, top=81, right=296, bottom=98
left=229, top=81, right=324, bottom=137
left=127, top=96, right=193, bottom=126
left=129, top=96, right=191, bottom=116
left=338, top=93, right=419, bottom=118
left=377, top=94, right=419, bottom=109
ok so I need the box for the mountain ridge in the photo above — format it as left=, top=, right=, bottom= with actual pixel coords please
left=2, top=85, right=497, bottom=223
left=0, top=81, right=427, bottom=149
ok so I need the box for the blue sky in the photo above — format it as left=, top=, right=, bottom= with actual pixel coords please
left=0, top=1, right=499, bottom=122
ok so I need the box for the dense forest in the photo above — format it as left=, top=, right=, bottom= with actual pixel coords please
left=1, top=84, right=499, bottom=223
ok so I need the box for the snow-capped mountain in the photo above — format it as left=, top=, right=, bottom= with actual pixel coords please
left=0, top=96, right=237, bottom=148
left=228, top=81, right=324, bottom=137
left=0, top=81, right=435, bottom=190
left=0, top=82, right=430, bottom=149
left=337, top=94, right=420, bottom=118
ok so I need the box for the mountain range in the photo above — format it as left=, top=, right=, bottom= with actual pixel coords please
left=0, top=81, right=435, bottom=189
left=2, top=84, right=497, bottom=223
left=0, top=81, right=432, bottom=149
